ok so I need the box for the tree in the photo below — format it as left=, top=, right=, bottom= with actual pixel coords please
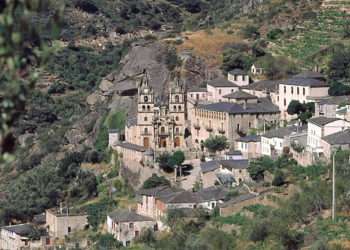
left=198, top=227, right=236, bottom=250
left=328, top=45, right=350, bottom=81
left=287, top=100, right=314, bottom=124
left=272, top=170, right=285, bottom=186
left=328, top=81, right=350, bottom=96
left=92, top=233, right=122, bottom=250
left=142, top=174, right=170, bottom=189
left=287, top=100, right=305, bottom=115
left=168, top=150, right=185, bottom=168
left=248, top=156, right=274, bottom=181
left=242, top=25, right=260, bottom=39
left=203, top=136, right=228, bottom=155
left=0, top=1, right=62, bottom=157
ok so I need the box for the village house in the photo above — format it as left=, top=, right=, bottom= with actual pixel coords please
left=191, top=95, right=280, bottom=148
left=136, top=186, right=228, bottom=226
left=124, top=73, right=187, bottom=154
left=242, top=79, right=279, bottom=104
left=277, top=71, right=329, bottom=121
left=314, top=95, right=350, bottom=118
left=306, top=117, right=350, bottom=156
left=107, top=210, right=157, bottom=247
left=235, top=135, right=261, bottom=159
left=261, top=126, right=306, bottom=157
left=113, top=141, right=154, bottom=165
left=224, top=149, right=245, bottom=160
left=321, top=129, right=350, bottom=160
left=206, top=77, right=240, bottom=102
left=45, top=208, right=88, bottom=239
left=0, top=224, right=49, bottom=250
left=227, top=69, right=250, bottom=87
left=200, top=159, right=251, bottom=188
left=250, top=63, right=265, bottom=76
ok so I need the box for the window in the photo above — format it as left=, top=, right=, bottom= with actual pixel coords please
left=196, top=94, right=199, bottom=100
left=173, top=105, right=177, bottom=111
left=249, top=122, right=251, bottom=128
left=190, top=94, right=193, bottom=98
left=154, top=224, right=158, bottom=231
left=231, top=89, right=234, bottom=93
left=303, top=88, right=306, bottom=96
left=68, top=227, right=71, bottom=233
left=284, top=86, right=286, bottom=93
left=129, top=223, right=134, bottom=229
left=175, top=116, right=179, bottom=121
left=142, top=105, right=145, bottom=111
left=297, top=87, right=299, bottom=95
left=218, top=89, right=222, bottom=95
left=175, top=95, right=179, bottom=103
left=178, top=105, right=182, bottom=111
left=291, top=86, right=294, bottom=94
left=237, top=124, right=240, bottom=131
left=284, top=98, right=286, bottom=106
left=234, top=75, right=237, bottom=81
left=144, top=128, right=148, bottom=134
left=144, top=96, right=149, bottom=102
left=144, top=116, right=148, bottom=122
left=147, top=105, right=150, bottom=111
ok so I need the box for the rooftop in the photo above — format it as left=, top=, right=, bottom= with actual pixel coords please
left=308, top=117, right=340, bottom=127
left=1, top=224, right=36, bottom=238
left=236, top=135, right=261, bottom=142
left=323, top=129, right=350, bottom=145
left=115, top=142, right=152, bottom=153
left=293, top=71, right=325, bottom=80
left=262, top=126, right=304, bottom=139
left=281, top=77, right=328, bottom=88
left=188, top=86, right=207, bottom=93
left=220, top=159, right=249, bottom=170
left=243, top=79, right=279, bottom=92
left=200, top=161, right=220, bottom=173
left=219, top=193, right=258, bottom=208
left=207, top=77, right=238, bottom=88
left=223, top=90, right=257, bottom=100
left=108, top=210, right=154, bottom=222
left=228, top=69, right=247, bottom=75
left=197, top=186, right=228, bottom=202
left=318, top=96, right=350, bottom=106
left=198, top=98, right=279, bottom=115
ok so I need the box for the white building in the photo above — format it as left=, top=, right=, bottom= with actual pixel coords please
left=278, top=72, right=329, bottom=121
left=206, top=77, right=239, bottom=102
left=261, top=126, right=305, bottom=157
left=307, top=117, right=350, bottom=154
left=227, top=69, right=250, bottom=86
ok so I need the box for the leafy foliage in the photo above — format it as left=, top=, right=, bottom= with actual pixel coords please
left=287, top=100, right=315, bottom=123
left=203, top=135, right=228, bottom=155
left=142, top=174, right=170, bottom=189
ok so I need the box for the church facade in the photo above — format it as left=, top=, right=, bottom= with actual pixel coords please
left=125, top=74, right=187, bottom=153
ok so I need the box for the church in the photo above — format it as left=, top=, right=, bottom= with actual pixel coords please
left=124, top=72, right=187, bottom=153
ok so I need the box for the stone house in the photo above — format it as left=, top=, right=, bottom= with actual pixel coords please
left=261, top=126, right=306, bottom=157
left=136, top=186, right=228, bottom=226
left=307, top=117, right=350, bottom=155
left=191, top=95, right=280, bottom=148
left=107, top=210, right=156, bottom=247
left=45, top=208, right=88, bottom=239
left=113, top=142, right=153, bottom=165
left=206, top=77, right=239, bottom=103
left=277, top=72, right=329, bottom=121
left=200, top=159, right=251, bottom=187
left=314, top=95, right=350, bottom=118
left=0, top=224, right=49, bottom=250
left=242, top=79, right=279, bottom=104
left=321, top=129, right=350, bottom=161
left=227, top=69, right=250, bottom=87
left=250, top=63, right=264, bottom=75
left=235, top=135, right=261, bottom=159
left=125, top=73, right=187, bottom=153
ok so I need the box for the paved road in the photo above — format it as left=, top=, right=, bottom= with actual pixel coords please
left=179, top=159, right=201, bottom=190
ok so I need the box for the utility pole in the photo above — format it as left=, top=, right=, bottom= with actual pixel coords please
left=332, top=151, right=336, bottom=221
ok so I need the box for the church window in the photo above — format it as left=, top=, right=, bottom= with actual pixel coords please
left=175, top=95, right=179, bottom=103
left=178, top=105, right=182, bottom=111
left=142, top=105, right=145, bottom=111
left=147, top=105, right=151, bottom=111
left=174, top=105, right=177, bottom=111
left=175, top=116, right=179, bottom=121
left=144, top=116, right=148, bottom=122
left=144, top=96, right=149, bottom=102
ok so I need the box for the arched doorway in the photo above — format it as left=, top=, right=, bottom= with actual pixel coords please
left=143, top=137, right=150, bottom=148
left=174, top=137, right=180, bottom=148
left=160, top=138, right=167, bottom=148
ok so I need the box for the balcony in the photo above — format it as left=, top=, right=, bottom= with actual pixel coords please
left=193, top=123, right=201, bottom=130
left=206, top=126, right=213, bottom=132
left=159, top=131, right=170, bottom=137
left=218, top=128, right=225, bottom=134
left=141, top=131, right=152, bottom=136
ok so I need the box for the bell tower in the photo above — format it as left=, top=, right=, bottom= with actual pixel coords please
left=169, top=78, right=186, bottom=148
left=137, top=71, right=155, bottom=148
